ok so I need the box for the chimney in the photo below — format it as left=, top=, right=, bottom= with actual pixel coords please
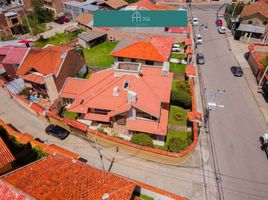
left=113, top=87, right=119, bottom=96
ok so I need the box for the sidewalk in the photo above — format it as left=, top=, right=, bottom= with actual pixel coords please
left=226, top=30, right=268, bottom=125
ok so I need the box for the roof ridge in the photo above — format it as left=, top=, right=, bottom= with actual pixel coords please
left=149, top=40, right=166, bottom=61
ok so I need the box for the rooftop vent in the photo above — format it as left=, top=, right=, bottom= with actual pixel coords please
left=128, top=90, right=136, bottom=104
left=113, top=87, right=119, bottom=96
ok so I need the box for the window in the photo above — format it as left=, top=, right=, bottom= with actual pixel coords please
left=145, top=60, right=154, bottom=65
left=11, top=18, right=18, bottom=25
left=248, top=20, right=253, bottom=24
left=118, top=57, right=124, bottom=62
left=131, top=58, right=136, bottom=62
left=123, top=80, right=129, bottom=89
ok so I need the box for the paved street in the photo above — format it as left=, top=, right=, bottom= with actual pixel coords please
left=0, top=87, right=217, bottom=199
left=192, top=6, right=268, bottom=200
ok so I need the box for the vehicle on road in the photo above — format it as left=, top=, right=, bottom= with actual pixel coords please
left=216, top=19, right=223, bottom=26
left=259, top=133, right=268, bottom=158
left=196, top=53, right=205, bottom=64
left=45, top=125, right=70, bottom=140
left=231, top=66, right=243, bottom=77
left=195, top=34, right=202, bottom=45
left=190, top=17, right=199, bottom=26
left=218, top=26, right=226, bottom=34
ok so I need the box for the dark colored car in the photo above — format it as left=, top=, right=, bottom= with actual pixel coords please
left=196, top=53, right=205, bottom=64
left=216, top=19, right=223, bottom=26
left=55, top=16, right=70, bottom=24
left=231, top=66, right=243, bottom=77
left=45, top=125, right=70, bottom=140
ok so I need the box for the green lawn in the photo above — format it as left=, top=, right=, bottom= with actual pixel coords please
left=170, top=53, right=187, bottom=59
left=168, top=105, right=188, bottom=126
left=175, top=42, right=186, bottom=49
left=170, top=63, right=186, bottom=73
left=166, top=129, right=190, bottom=144
left=83, top=41, right=118, bottom=68
left=63, top=110, right=77, bottom=120
left=34, top=30, right=82, bottom=47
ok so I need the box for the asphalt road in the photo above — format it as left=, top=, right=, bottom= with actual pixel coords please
left=192, top=7, right=268, bottom=200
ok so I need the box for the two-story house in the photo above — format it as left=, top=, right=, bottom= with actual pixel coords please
left=0, top=3, right=25, bottom=37
left=60, top=62, right=173, bottom=145
left=110, top=36, right=174, bottom=67
left=235, top=1, right=268, bottom=42
left=16, top=46, right=86, bottom=103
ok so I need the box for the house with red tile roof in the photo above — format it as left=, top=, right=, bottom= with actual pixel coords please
left=0, top=138, right=15, bottom=175
left=111, top=36, right=174, bottom=67
left=1, top=153, right=187, bottom=200
left=235, top=1, right=268, bottom=42
left=99, top=0, right=128, bottom=10
left=16, top=45, right=86, bottom=103
left=0, top=46, right=28, bottom=80
left=124, top=0, right=176, bottom=10
left=60, top=62, right=173, bottom=144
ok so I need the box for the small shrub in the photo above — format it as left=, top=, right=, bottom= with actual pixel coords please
left=130, top=133, right=153, bottom=148
left=176, top=81, right=190, bottom=94
left=168, top=137, right=188, bottom=153
left=171, top=90, right=192, bottom=109
left=97, top=128, right=106, bottom=134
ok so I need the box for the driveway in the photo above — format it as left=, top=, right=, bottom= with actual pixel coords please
left=0, top=87, right=217, bottom=199
left=192, top=5, right=268, bottom=200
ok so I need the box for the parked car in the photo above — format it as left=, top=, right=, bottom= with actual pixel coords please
left=218, top=26, right=226, bottom=34
left=55, top=16, right=70, bottom=24
left=190, top=17, right=199, bottom=26
left=172, top=44, right=180, bottom=48
left=195, top=34, right=202, bottom=45
left=196, top=53, right=205, bottom=64
left=216, top=19, right=223, bottom=26
left=45, top=125, right=70, bottom=140
left=230, top=66, right=243, bottom=77
left=171, top=47, right=182, bottom=52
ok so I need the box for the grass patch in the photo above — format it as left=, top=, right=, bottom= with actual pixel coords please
left=170, top=63, right=186, bottom=73
left=170, top=53, right=187, bottom=59
left=168, top=105, right=188, bottom=126
left=140, top=194, right=154, bottom=200
left=175, top=42, right=186, bottom=49
left=34, top=30, right=82, bottom=47
left=166, top=129, right=189, bottom=144
left=63, top=110, right=77, bottom=120
left=83, top=41, right=118, bottom=68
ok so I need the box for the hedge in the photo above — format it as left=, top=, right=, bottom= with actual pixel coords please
left=168, top=137, right=188, bottom=153
left=170, top=90, right=192, bottom=109
left=130, top=133, right=154, bottom=148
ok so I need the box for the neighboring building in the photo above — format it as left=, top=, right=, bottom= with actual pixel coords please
left=0, top=46, right=28, bottom=80
left=111, top=36, right=174, bottom=67
left=0, top=138, right=15, bottom=175
left=124, top=0, right=175, bottom=10
left=78, top=31, right=107, bottom=48
left=75, top=12, right=93, bottom=30
left=0, top=179, right=33, bottom=199
left=0, top=3, right=25, bottom=37
left=60, top=62, right=173, bottom=144
left=43, top=0, right=76, bottom=17
left=16, top=46, right=86, bottom=103
left=63, top=0, right=99, bottom=19
left=235, top=1, right=268, bottom=42
left=99, top=0, right=128, bottom=10
left=247, top=43, right=268, bottom=94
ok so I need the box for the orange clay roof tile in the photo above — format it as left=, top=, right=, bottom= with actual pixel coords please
left=3, top=154, right=136, bottom=200
left=0, top=138, right=15, bottom=168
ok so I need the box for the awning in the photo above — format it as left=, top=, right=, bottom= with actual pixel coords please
left=5, top=78, right=25, bottom=94
left=236, top=24, right=265, bottom=34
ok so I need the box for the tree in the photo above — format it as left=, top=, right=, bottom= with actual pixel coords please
left=168, top=137, right=188, bottom=153
left=130, top=133, right=154, bottom=147
left=171, top=90, right=192, bottom=109
left=31, top=0, right=44, bottom=11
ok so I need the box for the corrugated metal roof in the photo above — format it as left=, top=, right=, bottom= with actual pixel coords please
left=237, top=24, right=265, bottom=34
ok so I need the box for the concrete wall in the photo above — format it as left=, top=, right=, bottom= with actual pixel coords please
left=44, top=75, right=59, bottom=103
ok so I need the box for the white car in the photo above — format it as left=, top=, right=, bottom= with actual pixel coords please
left=172, top=44, right=180, bottom=48
left=218, top=26, right=226, bottom=34
left=195, top=34, right=202, bottom=44
left=191, top=17, right=199, bottom=26
left=171, top=47, right=182, bottom=52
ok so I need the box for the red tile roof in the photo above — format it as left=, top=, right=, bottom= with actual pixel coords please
left=185, top=38, right=192, bottom=46
left=0, top=138, right=15, bottom=169
left=61, top=65, right=173, bottom=135
left=103, top=0, right=128, bottom=9
left=0, top=179, right=34, bottom=200
left=75, top=13, right=93, bottom=27
left=17, top=46, right=71, bottom=76
left=240, top=2, right=268, bottom=18
left=127, top=0, right=176, bottom=10
left=185, top=65, right=196, bottom=77
left=3, top=154, right=136, bottom=200
left=0, top=46, right=28, bottom=65
left=111, top=36, right=174, bottom=62
left=22, top=73, right=45, bottom=84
